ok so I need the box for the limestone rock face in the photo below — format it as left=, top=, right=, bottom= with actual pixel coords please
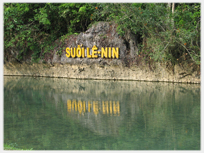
left=52, top=22, right=138, bottom=65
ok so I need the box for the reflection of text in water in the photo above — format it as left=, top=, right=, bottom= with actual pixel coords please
left=67, top=100, right=120, bottom=116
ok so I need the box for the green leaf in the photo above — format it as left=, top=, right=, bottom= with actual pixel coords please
left=79, top=6, right=86, bottom=13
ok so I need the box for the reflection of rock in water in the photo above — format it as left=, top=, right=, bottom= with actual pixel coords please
left=67, top=100, right=123, bottom=136
left=67, top=100, right=120, bottom=116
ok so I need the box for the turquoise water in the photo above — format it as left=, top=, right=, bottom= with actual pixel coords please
left=4, top=76, right=200, bottom=150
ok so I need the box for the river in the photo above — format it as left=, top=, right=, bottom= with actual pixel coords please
left=4, top=76, right=200, bottom=150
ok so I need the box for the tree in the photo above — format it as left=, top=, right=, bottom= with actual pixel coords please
left=4, top=3, right=95, bottom=62
left=92, top=3, right=200, bottom=65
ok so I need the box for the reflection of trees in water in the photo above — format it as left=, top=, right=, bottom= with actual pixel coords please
left=136, top=84, right=200, bottom=149
left=4, top=76, right=200, bottom=150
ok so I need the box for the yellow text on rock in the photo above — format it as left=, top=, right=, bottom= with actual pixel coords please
left=66, top=45, right=119, bottom=59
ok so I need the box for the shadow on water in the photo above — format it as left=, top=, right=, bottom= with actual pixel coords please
left=4, top=76, right=200, bottom=150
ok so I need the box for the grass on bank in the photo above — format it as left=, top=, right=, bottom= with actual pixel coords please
left=4, top=144, right=33, bottom=150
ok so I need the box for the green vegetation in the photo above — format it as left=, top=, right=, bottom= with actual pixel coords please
left=4, top=3, right=200, bottom=65
left=4, top=3, right=96, bottom=62
left=4, top=143, right=33, bottom=150
left=92, top=3, right=200, bottom=65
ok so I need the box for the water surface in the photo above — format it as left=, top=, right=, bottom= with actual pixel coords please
left=4, top=76, right=200, bottom=150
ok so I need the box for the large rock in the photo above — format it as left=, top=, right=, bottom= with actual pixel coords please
left=52, top=22, right=139, bottom=65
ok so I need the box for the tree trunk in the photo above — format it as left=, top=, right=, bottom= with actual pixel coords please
left=172, top=3, right=175, bottom=14
left=171, top=3, right=175, bottom=28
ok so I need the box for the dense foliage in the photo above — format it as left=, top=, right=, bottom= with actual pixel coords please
left=4, top=3, right=96, bottom=62
left=92, top=3, right=200, bottom=64
left=4, top=3, right=200, bottom=65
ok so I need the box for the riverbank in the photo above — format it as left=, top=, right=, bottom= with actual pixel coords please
left=4, top=61, right=200, bottom=84
left=4, top=21, right=200, bottom=84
